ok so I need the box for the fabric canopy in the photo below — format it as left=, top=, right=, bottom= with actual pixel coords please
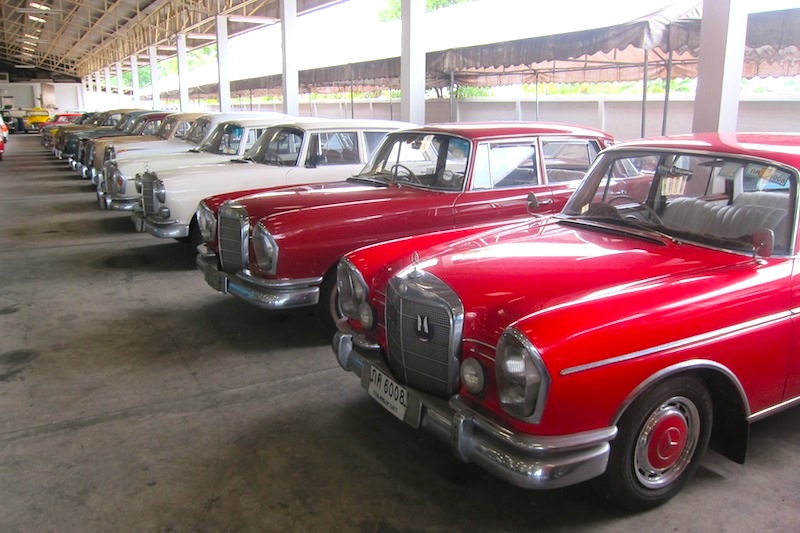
left=175, top=4, right=800, bottom=98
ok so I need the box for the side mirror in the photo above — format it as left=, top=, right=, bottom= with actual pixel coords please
left=752, top=229, right=774, bottom=262
left=527, top=192, right=540, bottom=214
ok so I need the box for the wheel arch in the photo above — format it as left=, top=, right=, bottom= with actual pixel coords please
left=612, top=360, right=751, bottom=464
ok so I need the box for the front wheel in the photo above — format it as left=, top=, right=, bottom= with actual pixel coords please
left=314, top=268, right=341, bottom=337
left=594, top=375, right=712, bottom=511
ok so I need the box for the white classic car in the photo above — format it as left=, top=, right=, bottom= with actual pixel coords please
left=100, top=113, right=289, bottom=211
left=90, top=112, right=205, bottom=186
left=135, top=118, right=413, bottom=245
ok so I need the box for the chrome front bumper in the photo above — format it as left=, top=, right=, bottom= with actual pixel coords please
left=108, top=195, right=139, bottom=211
left=196, top=245, right=323, bottom=310
left=142, top=216, right=189, bottom=239
left=332, top=327, right=617, bottom=490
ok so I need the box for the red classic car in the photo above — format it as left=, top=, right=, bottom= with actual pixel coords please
left=333, top=132, right=799, bottom=510
left=196, top=123, right=614, bottom=332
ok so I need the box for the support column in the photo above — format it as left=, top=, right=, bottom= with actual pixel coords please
left=149, top=46, right=161, bottom=110
left=401, top=0, right=425, bottom=124
left=176, top=33, right=190, bottom=112
left=95, top=72, right=103, bottom=110
left=691, top=0, right=747, bottom=133
left=280, top=0, right=299, bottom=116
left=130, top=55, right=141, bottom=107
left=115, top=62, right=124, bottom=107
left=216, top=16, right=231, bottom=112
left=104, top=66, right=112, bottom=109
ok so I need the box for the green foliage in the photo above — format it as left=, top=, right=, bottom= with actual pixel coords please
left=521, top=79, right=694, bottom=96
left=378, top=0, right=474, bottom=21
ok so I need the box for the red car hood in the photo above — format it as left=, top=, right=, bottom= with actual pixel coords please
left=394, top=217, right=789, bottom=360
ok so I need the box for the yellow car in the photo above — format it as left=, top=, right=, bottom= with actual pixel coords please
left=21, top=108, right=52, bottom=133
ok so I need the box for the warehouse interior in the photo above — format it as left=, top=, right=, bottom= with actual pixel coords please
left=2, top=0, right=800, bottom=531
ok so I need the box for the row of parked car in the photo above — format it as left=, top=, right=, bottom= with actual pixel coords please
left=40, top=108, right=800, bottom=510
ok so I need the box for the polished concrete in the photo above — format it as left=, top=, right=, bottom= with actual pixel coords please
left=1, top=134, right=799, bottom=532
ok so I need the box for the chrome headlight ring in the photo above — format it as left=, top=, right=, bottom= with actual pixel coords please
left=153, top=178, right=166, bottom=203
left=252, top=222, right=279, bottom=276
left=196, top=201, right=217, bottom=243
left=495, top=327, right=550, bottom=423
left=336, top=257, right=373, bottom=328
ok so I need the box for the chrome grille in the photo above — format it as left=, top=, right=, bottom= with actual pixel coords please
left=218, top=204, right=249, bottom=274
left=385, top=272, right=464, bottom=398
left=142, top=176, right=156, bottom=216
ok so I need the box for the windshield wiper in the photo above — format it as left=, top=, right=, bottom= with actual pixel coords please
left=557, top=215, right=674, bottom=245
left=347, top=173, right=392, bottom=186
left=232, top=156, right=255, bottom=164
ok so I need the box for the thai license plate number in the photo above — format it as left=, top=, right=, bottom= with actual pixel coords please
left=368, top=365, right=408, bottom=421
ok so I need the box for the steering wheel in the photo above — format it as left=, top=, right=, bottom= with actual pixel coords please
left=390, top=164, right=422, bottom=184
left=607, top=194, right=663, bottom=225
left=261, top=151, right=283, bottom=166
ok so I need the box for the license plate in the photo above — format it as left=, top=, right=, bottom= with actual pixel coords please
left=368, top=365, right=408, bottom=421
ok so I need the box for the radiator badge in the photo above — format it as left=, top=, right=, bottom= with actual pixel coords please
left=416, top=314, right=432, bottom=343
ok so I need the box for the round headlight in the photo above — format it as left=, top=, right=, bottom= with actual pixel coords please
left=157, top=206, right=171, bottom=219
left=495, top=328, right=549, bottom=421
left=460, top=358, right=486, bottom=394
left=252, top=222, right=278, bottom=275
left=196, top=202, right=217, bottom=243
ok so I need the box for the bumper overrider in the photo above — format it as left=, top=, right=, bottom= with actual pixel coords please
left=332, top=324, right=617, bottom=490
left=196, top=244, right=323, bottom=310
left=142, top=215, right=190, bottom=239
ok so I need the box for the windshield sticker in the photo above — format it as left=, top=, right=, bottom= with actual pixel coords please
left=745, top=164, right=791, bottom=186
left=718, top=162, right=742, bottom=179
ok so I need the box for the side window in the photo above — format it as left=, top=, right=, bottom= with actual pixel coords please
left=542, top=140, right=598, bottom=183
left=306, top=132, right=359, bottom=166
left=472, top=141, right=539, bottom=190
left=364, top=131, right=390, bottom=159
left=175, top=121, right=191, bottom=138
left=245, top=128, right=267, bottom=151
left=142, top=120, right=161, bottom=135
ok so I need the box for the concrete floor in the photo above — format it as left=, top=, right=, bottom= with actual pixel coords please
left=1, top=134, right=799, bottom=532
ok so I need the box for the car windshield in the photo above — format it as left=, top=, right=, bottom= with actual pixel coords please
left=184, top=119, right=211, bottom=144
left=155, top=116, right=178, bottom=138
left=562, top=150, right=796, bottom=255
left=199, top=123, right=248, bottom=155
left=247, top=126, right=304, bottom=166
left=354, top=132, right=470, bottom=191
left=128, top=116, right=150, bottom=135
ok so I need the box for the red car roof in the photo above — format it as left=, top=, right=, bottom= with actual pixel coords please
left=401, top=122, right=614, bottom=141
left=611, top=132, right=800, bottom=169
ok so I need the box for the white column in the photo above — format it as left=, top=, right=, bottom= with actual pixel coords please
left=216, top=16, right=231, bottom=112
left=149, top=45, right=161, bottom=110
left=115, top=62, right=124, bottom=107
left=130, top=55, right=140, bottom=107
left=176, top=33, right=190, bottom=112
left=281, top=0, right=299, bottom=116
left=104, top=66, right=112, bottom=109
left=401, top=0, right=425, bottom=124
left=95, top=72, right=103, bottom=110
left=691, top=0, right=747, bottom=133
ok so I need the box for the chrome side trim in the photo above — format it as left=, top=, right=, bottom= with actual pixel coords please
left=748, top=394, right=800, bottom=422
left=561, top=311, right=791, bottom=376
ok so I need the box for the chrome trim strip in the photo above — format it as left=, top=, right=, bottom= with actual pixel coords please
left=561, top=311, right=791, bottom=376
left=748, top=394, right=800, bottom=422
